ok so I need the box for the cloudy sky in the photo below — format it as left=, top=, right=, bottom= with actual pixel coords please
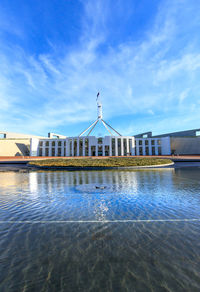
left=0, top=0, right=200, bottom=137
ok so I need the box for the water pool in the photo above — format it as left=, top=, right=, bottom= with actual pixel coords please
left=0, top=168, right=200, bottom=291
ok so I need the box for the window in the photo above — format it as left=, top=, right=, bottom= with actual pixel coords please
left=79, top=139, right=83, bottom=156
left=85, top=139, right=88, bottom=156
left=139, top=140, right=142, bottom=145
left=105, top=145, right=109, bottom=156
left=129, top=139, right=132, bottom=155
left=52, top=148, right=55, bottom=156
left=196, top=131, right=200, bottom=136
left=145, top=140, right=148, bottom=145
left=69, top=140, right=72, bottom=156
left=91, top=146, right=96, bottom=156
left=45, top=141, right=49, bottom=146
left=39, top=148, right=42, bottom=156
left=98, top=146, right=103, bottom=156
left=52, top=141, right=55, bottom=146
left=123, top=139, right=127, bottom=156
left=158, top=147, right=162, bottom=155
left=139, top=147, right=143, bottom=155
left=145, top=147, right=149, bottom=155
left=39, top=141, right=43, bottom=146
left=118, top=139, right=121, bottom=156
left=151, top=140, right=155, bottom=145
left=58, top=148, right=61, bottom=156
left=45, top=148, right=49, bottom=156
left=157, top=140, right=161, bottom=145
left=112, top=138, right=115, bottom=156
left=58, top=141, right=61, bottom=146
left=74, top=140, right=77, bottom=156
left=98, top=137, right=103, bottom=144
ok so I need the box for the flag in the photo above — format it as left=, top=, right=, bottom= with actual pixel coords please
left=96, top=92, right=100, bottom=100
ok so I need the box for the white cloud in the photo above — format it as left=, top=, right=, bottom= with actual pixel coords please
left=0, top=0, right=200, bottom=135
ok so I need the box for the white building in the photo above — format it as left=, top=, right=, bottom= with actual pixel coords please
left=30, top=96, right=171, bottom=157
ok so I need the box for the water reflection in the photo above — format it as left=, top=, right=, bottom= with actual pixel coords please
left=0, top=168, right=200, bottom=291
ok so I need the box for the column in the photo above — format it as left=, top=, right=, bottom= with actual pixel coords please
left=132, top=139, right=135, bottom=156
left=109, top=139, right=112, bottom=156
left=127, top=138, right=130, bottom=155
left=115, top=138, right=118, bottom=156
left=88, top=138, right=91, bottom=156
left=103, top=143, right=105, bottom=156
left=149, top=139, right=152, bottom=156
left=95, top=139, right=98, bottom=156
left=55, top=141, right=58, bottom=156
left=142, top=140, right=145, bottom=156
left=77, top=138, right=80, bottom=156
left=82, top=138, right=85, bottom=156
left=42, top=143, right=45, bottom=156
left=49, top=141, right=52, bottom=156
left=61, top=141, right=64, bottom=156
left=135, top=139, right=139, bottom=155
left=72, top=139, right=74, bottom=156
left=66, top=139, right=69, bottom=156
left=121, top=138, right=124, bottom=156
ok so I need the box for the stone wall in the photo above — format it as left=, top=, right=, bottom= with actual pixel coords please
left=0, top=139, right=30, bottom=156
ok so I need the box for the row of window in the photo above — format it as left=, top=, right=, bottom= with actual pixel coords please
left=38, top=145, right=162, bottom=156
left=39, top=139, right=161, bottom=148
left=137, top=139, right=161, bottom=146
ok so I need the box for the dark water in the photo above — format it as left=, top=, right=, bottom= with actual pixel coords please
left=0, top=168, right=200, bottom=292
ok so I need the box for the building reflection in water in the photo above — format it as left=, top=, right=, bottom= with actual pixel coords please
left=27, top=169, right=175, bottom=221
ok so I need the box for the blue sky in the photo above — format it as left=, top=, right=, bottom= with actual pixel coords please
left=0, top=0, right=200, bottom=137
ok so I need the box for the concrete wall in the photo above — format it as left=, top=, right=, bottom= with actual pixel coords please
left=153, top=128, right=200, bottom=138
left=0, top=139, right=30, bottom=156
left=171, top=137, right=200, bottom=154
left=0, top=131, right=46, bottom=139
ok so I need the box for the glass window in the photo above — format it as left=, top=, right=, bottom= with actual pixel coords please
left=157, top=140, right=161, bottom=145
left=123, top=139, right=127, bottom=156
left=39, top=148, right=42, bottom=156
left=145, top=140, right=148, bottom=145
left=74, top=140, right=77, bottom=156
left=85, top=139, right=88, bottom=156
left=52, top=148, right=55, bottom=156
left=145, top=147, right=149, bottom=155
left=139, top=140, right=142, bottom=145
left=98, top=146, right=103, bottom=156
left=58, top=148, right=61, bottom=156
left=139, top=147, right=143, bottom=155
left=39, top=141, right=43, bottom=146
left=58, top=141, right=61, bottom=146
left=118, top=139, right=121, bottom=156
left=79, top=139, right=83, bottom=156
left=151, top=140, right=155, bottom=145
left=112, top=138, right=115, bottom=156
left=105, top=145, right=109, bottom=156
left=45, top=148, right=49, bottom=156
left=52, top=141, right=55, bottom=146
left=158, top=147, right=162, bottom=155
left=45, top=141, right=49, bottom=146
left=152, top=147, right=155, bottom=155
left=91, top=146, right=96, bottom=156
left=98, top=138, right=103, bottom=144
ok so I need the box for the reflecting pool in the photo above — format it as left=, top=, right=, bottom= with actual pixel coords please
left=0, top=168, right=200, bottom=291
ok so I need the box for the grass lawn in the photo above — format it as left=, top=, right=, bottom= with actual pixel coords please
left=28, top=157, right=173, bottom=168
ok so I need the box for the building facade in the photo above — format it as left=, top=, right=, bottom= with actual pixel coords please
left=30, top=136, right=171, bottom=157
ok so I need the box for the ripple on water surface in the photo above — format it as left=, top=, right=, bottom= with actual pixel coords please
left=0, top=168, right=200, bottom=291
